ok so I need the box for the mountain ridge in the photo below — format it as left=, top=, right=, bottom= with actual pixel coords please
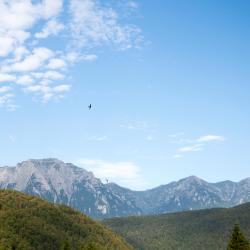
left=0, top=158, right=142, bottom=218
left=0, top=158, right=250, bottom=218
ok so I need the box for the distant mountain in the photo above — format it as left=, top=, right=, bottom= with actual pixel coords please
left=107, top=175, right=250, bottom=215
left=0, top=159, right=250, bottom=218
left=0, top=159, right=141, bottom=218
left=0, top=190, right=132, bottom=250
left=104, top=203, right=250, bottom=250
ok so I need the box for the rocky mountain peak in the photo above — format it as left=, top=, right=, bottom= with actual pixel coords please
left=0, top=159, right=250, bottom=218
left=182, top=175, right=204, bottom=183
left=239, top=177, right=250, bottom=184
left=0, top=159, right=142, bottom=218
left=174, top=176, right=207, bottom=190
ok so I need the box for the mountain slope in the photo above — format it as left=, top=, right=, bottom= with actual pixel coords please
left=0, top=190, right=133, bottom=250
left=0, top=159, right=141, bottom=218
left=1, top=159, right=250, bottom=218
left=104, top=203, right=250, bottom=250
left=107, top=175, right=250, bottom=215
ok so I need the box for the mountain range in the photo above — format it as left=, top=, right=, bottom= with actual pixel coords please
left=0, top=158, right=250, bottom=218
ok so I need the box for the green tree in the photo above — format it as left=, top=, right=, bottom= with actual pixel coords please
left=227, top=224, right=250, bottom=250
left=0, top=242, right=12, bottom=250
left=81, top=242, right=99, bottom=250
left=60, top=240, right=71, bottom=250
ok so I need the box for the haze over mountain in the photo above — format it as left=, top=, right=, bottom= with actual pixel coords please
left=0, top=159, right=250, bottom=218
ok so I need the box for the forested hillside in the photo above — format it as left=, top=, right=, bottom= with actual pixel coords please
left=104, top=203, right=250, bottom=250
left=0, top=190, right=132, bottom=250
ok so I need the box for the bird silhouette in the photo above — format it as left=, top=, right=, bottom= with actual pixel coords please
left=88, top=104, right=92, bottom=110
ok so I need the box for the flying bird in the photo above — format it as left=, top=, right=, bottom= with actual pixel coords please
left=88, top=104, right=92, bottom=110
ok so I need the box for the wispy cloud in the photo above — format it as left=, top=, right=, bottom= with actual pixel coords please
left=146, top=135, right=153, bottom=141
left=69, top=0, right=141, bottom=50
left=127, top=1, right=139, bottom=9
left=168, top=132, right=192, bottom=144
left=196, top=135, right=225, bottom=142
left=172, top=133, right=226, bottom=159
left=168, top=132, right=185, bottom=138
left=120, top=121, right=149, bottom=130
left=89, top=135, right=108, bottom=141
left=0, top=0, right=141, bottom=109
left=179, top=144, right=204, bottom=152
left=0, top=93, right=18, bottom=111
left=173, top=154, right=183, bottom=159
left=35, top=19, right=65, bottom=39
left=9, top=135, right=16, bottom=143
left=0, top=86, right=12, bottom=93
left=120, top=121, right=157, bottom=133
left=76, top=158, right=147, bottom=190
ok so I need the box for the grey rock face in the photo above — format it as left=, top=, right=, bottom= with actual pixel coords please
left=0, top=159, right=141, bottom=218
left=0, top=159, right=250, bottom=218
left=106, top=176, right=250, bottom=215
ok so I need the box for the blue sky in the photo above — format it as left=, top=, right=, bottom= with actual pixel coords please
left=0, top=0, right=250, bottom=190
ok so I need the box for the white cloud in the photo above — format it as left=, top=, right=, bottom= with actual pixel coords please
left=33, top=71, right=65, bottom=80
left=12, top=46, right=29, bottom=62
left=0, top=94, right=13, bottom=104
left=4, top=47, right=54, bottom=73
left=0, top=36, right=15, bottom=57
left=90, top=135, right=108, bottom=141
left=169, top=132, right=185, bottom=138
left=35, top=19, right=64, bottom=39
left=26, top=85, right=47, bottom=93
left=120, top=121, right=149, bottom=130
left=173, top=154, right=183, bottom=159
left=0, top=86, right=12, bottom=93
left=0, top=0, right=62, bottom=57
left=127, top=1, right=139, bottom=9
left=64, top=52, right=97, bottom=64
left=0, top=31, right=29, bottom=58
left=47, top=58, right=67, bottom=69
left=0, top=0, right=141, bottom=109
left=0, top=73, right=16, bottom=82
left=25, top=83, right=70, bottom=102
left=197, top=135, right=225, bottom=142
left=9, top=135, right=16, bottom=143
left=147, top=135, right=153, bottom=141
left=69, top=0, right=141, bottom=50
left=16, top=75, right=34, bottom=86
left=53, top=84, right=71, bottom=93
left=40, top=0, right=63, bottom=19
left=168, top=132, right=194, bottom=145
left=80, top=54, right=98, bottom=61
left=76, top=158, right=147, bottom=190
left=0, top=1, right=37, bottom=31
left=173, top=133, right=225, bottom=157
left=0, top=0, right=63, bottom=29
left=0, top=93, right=18, bottom=111
left=179, top=144, right=204, bottom=152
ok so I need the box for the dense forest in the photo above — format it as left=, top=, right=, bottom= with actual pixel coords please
left=104, top=203, right=250, bottom=250
left=0, top=190, right=132, bottom=250
left=2, top=189, right=250, bottom=250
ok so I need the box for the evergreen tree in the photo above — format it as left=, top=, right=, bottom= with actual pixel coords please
left=227, top=224, right=250, bottom=250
